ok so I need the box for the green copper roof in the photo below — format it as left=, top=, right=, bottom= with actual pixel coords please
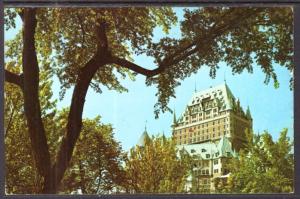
left=187, top=83, right=235, bottom=110
left=177, top=136, right=236, bottom=159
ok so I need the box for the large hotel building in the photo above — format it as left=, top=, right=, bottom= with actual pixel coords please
left=172, top=82, right=253, bottom=192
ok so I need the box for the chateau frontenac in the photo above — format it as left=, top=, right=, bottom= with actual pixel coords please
left=172, top=83, right=253, bottom=193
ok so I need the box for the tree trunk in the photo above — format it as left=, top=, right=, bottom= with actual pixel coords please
left=42, top=22, right=110, bottom=193
left=22, top=8, right=53, bottom=192
left=19, top=9, right=111, bottom=193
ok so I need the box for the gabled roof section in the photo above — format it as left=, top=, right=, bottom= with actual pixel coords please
left=176, top=136, right=236, bottom=159
left=217, top=135, right=235, bottom=157
left=187, top=82, right=236, bottom=111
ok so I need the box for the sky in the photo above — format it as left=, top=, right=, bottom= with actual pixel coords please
left=4, top=8, right=294, bottom=151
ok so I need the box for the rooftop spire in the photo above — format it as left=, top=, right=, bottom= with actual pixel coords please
left=144, top=120, right=147, bottom=132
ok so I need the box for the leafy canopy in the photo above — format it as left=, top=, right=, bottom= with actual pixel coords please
left=5, top=7, right=293, bottom=118
left=215, top=129, right=294, bottom=193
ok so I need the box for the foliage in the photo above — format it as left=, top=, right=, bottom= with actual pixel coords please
left=125, top=135, right=192, bottom=193
left=215, top=129, right=294, bottom=193
left=5, top=65, right=57, bottom=193
left=60, top=111, right=127, bottom=194
left=146, top=7, right=293, bottom=116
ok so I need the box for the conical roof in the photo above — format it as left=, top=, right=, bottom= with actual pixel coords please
left=137, top=129, right=149, bottom=146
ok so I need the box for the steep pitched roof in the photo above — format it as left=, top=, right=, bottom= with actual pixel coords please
left=188, top=82, right=236, bottom=111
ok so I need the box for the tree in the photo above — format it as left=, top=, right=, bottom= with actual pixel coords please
left=216, top=129, right=294, bottom=193
left=4, top=7, right=293, bottom=193
left=60, top=111, right=127, bottom=194
left=5, top=64, right=58, bottom=193
left=125, top=135, right=192, bottom=193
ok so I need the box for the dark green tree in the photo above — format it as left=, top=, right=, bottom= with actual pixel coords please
left=218, top=129, right=294, bottom=193
left=60, top=111, right=127, bottom=194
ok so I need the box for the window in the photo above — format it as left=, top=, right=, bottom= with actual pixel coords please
left=216, top=152, right=219, bottom=157
left=202, top=149, right=206, bottom=152
left=206, top=169, right=209, bottom=175
left=214, top=169, right=218, bottom=173
left=191, top=149, right=196, bottom=153
left=206, top=154, right=210, bottom=158
left=202, top=170, right=205, bottom=175
left=214, top=159, right=218, bottom=165
left=226, top=152, right=231, bottom=157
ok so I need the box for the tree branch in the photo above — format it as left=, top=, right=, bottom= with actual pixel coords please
left=52, top=21, right=110, bottom=192
left=4, top=103, right=15, bottom=139
left=111, top=56, right=160, bottom=77
left=111, top=9, right=262, bottom=78
left=5, top=70, right=24, bottom=89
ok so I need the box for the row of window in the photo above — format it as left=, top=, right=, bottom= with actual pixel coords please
left=177, top=131, right=227, bottom=141
left=185, top=110, right=226, bottom=121
left=177, top=129, right=227, bottom=138
left=175, top=119, right=230, bottom=134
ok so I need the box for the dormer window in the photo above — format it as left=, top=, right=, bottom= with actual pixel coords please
left=206, top=154, right=210, bottom=158
left=202, top=149, right=206, bottom=152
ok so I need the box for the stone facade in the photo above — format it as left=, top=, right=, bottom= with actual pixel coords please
left=172, top=83, right=253, bottom=193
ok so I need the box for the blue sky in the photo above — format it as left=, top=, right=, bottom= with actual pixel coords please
left=5, top=8, right=293, bottom=151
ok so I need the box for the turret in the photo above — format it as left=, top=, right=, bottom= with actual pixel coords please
left=172, top=109, right=178, bottom=128
left=137, top=125, right=150, bottom=147
left=246, top=106, right=252, bottom=120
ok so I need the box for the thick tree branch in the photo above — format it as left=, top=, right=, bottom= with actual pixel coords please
left=51, top=21, right=110, bottom=192
left=111, top=56, right=159, bottom=77
left=5, top=70, right=24, bottom=89
left=111, top=9, right=262, bottom=78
